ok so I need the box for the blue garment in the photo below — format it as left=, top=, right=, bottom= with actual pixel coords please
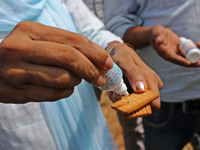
left=41, top=81, right=116, bottom=150
left=0, top=0, right=77, bottom=33
left=105, top=0, right=200, bottom=103
left=143, top=102, right=198, bottom=150
left=104, top=1, right=200, bottom=149
left=0, top=0, right=117, bottom=149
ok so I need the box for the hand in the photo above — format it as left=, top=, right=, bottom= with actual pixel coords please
left=148, top=25, right=200, bottom=67
left=196, top=42, right=200, bottom=48
left=106, top=42, right=163, bottom=110
left=0, top=21, right=112, bottom=103
left=194, top=42, right=200, bottom=66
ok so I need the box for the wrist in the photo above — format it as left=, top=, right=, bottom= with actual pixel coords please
left=124, top=26, right=152, bottom=49
left=105, top=41, right=123, bottom=56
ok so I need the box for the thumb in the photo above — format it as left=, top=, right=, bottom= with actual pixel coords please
left=195, top=42, right=200, bottom=48
left=123, top=73, right=147, bottom=94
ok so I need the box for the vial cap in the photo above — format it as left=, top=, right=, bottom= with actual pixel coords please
left=115, top=82, right=129, bottom=96
left=186, top=48, right=200, bottom=63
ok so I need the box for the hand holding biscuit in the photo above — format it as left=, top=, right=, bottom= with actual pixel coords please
left=106, top=42, right=163, bottom=111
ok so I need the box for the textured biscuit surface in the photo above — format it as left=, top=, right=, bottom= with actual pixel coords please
left=124, top=104, right=152, bottom=119
left=111, top=90, right=159, bottom=119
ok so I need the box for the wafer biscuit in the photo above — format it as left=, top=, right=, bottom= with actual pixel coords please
left=124, top=104, right=152, bottom=119
left=111, top=90, right=159, bottom=114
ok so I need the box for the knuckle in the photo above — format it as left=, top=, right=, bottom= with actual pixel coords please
left=15, top=21, right=30, bottom=32
left=0, top=37, right=22, bottom=60
left=55, top=73, right=69, bottom=84
left=72, top=34, right=89, bottom=49
left=113, top=57, right=128, bottom=71
left=113, top=56, right=124, bottom=65
left=55, top=73, right=81, bottom=87
left=76, top=34, right=88, bottom=44
left=127, top=66, right=144, bottom=77
left=63, top=32, right=88, bottom=46
left=5, top=70, right=18, bottom=84
left=40, top=29, right=54, bottom=41
left=4, top=68, right=25, bottom=86
left=0, top=35, right=14, bottom=51
left=88, top=66, right=99, bottom=81
left=48, top=44, right=74, bottom=64
left=142, top=67, right=155, bottom=77
left=67, top=50, right=78, bottom=66
left=81, top=65, right=99, bottom=84
left=0, top=23, right=30, bottom=53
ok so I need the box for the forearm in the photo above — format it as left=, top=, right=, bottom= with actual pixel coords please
left=123, top=26, right=151, bottom=49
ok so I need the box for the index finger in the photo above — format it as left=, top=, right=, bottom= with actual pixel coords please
left=14, top=21, right=113, bottom=72
left=166, top=53, right=192, bottom=66
left=28, top=41, right=107, bottom=86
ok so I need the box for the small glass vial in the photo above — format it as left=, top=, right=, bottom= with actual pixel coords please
left=179, top=37, right=200, bottom=63
left=99, top=62, right=129, bottom=96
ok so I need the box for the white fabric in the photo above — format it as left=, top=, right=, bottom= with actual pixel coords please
left=105, top=0, right=200, bottom=103
left=61, top=0, right=122, bottom=49
left=0, top=102, right=57, bottom=150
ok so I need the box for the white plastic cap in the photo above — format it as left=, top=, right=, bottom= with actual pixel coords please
left=115, top=79, right=129, bottom=96
left=179, top=37, right=192, bottom=54
left=180, top=37, right=187, bottom=43
left=186, top=48, right=200, bottom=63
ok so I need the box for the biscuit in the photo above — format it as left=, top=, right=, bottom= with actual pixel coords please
left=124, top=104, right=152, bottom=119
left=111, top=90, right=159, bottom=114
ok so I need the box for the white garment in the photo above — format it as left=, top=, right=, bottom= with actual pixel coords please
left=0, top=103, right=57, bottom=150
left=61, top=0, right=122, bottom=49
left=105, top=0, right=200, bottom=103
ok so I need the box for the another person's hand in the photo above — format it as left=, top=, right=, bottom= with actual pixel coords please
left=148, top=25, right=200, bottom=67
left=106, top=42, right=163, bottom=110
left=0, top=21, right=113, bottom=103
left=196, top=42, right=200, bottom=48
left=194, top=42, right=200, bottom=66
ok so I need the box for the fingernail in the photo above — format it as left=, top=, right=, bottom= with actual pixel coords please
left=97, top=75, right=107, bottom=86
left=105, top=57, right=113, bottom=70
left=135, top=81, right=146, bottom=93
